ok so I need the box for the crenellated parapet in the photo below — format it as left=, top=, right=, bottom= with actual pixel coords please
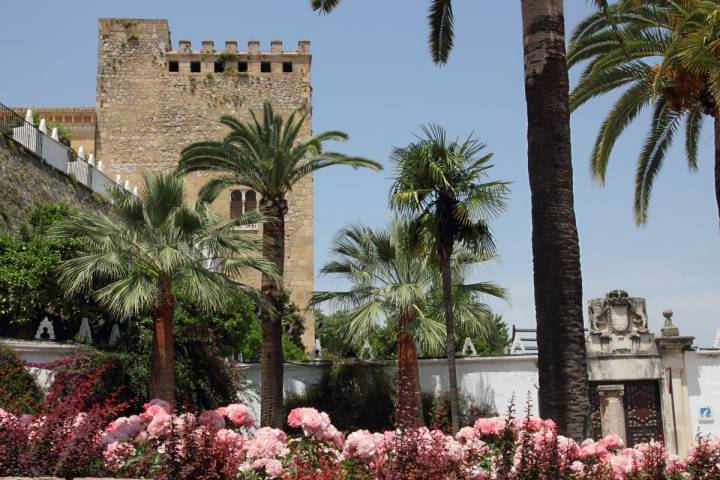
left=165, top=38, right=311, bottom=77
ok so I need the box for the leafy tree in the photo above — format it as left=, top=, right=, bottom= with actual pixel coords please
left=315, top=310, right=397, bottom=359
left=390, top=125, right=508, bottom=432
left=570, top=0, right=720, bottom=226
left=178, top=102, right=381, bottom=427
left=0, top=203, right=106, bottom=338
left=49, top=173, right=274, bottom=403
left=469, top=314, right=510, bottom=356
left=312, top=0, right=590, bottom=441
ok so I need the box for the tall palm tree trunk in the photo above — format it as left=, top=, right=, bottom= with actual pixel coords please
left=396, top=310, right=424, bottom=429
left=520, top=0, right=589, bottom=440
left=439, top=245, right=460, bottom=434
left=260, top=199, right=286, bottom=428
left=150, top=279, right=176, bottom=403
left=715, top=115, right=720, bottom=228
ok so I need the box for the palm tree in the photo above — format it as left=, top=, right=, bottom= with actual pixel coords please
left=178, top=102, right=382, bottom=427
left=389, top=125, right=508, bottom=433
left=570, top=0, right=720, bottom=226
left=312, top=221, right=505, bottom=429
left=50, top=173, right=273, bottom=403
left=312, top=0, right=590, bottom=441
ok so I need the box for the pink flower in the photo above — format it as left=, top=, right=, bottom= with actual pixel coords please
left=146, top=411, right=171, bottom=436
left=140, top=399, right=171, bottom=421
left=19, top=414, right=33, bottom=427
left=600, top=433, right=625, bottom=450
left=474, top=417, right=503, bottom=436
left=456, top=426, right=476, bottom=444
left=264, top=458, right=283, bottom=477
left=218, top=403, right=254, bottom=428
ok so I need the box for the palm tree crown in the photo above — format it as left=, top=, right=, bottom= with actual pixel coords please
left=178, top=102, right=381, bottom=206
left=313, top=221, right=444, bottom=354
left=51, top=173, right=272, bottom=315
left=390, top=125, right=508, bottom=253
left=569, top=0, right=720, bottom=224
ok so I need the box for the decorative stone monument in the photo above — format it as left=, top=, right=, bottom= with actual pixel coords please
left=34, top=317, right=56, bottom=340
left=587, top=289, right=656, bottom=355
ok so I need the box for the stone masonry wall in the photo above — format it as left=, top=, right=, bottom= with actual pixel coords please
left=95, top=19, right=314, bottom=348
left=0, top=134, right=105, bottom=232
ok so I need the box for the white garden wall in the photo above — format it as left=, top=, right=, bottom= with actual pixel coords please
left=685, top=350, right=720, bottom=437
left=239, top=355, right=539, bottom=421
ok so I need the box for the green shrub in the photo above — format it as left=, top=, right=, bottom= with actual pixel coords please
left=285, top=362, right=395, bottom=432
left=0, top=345, right=43, bottom=414
left=422, top=392, right=499, bottom=432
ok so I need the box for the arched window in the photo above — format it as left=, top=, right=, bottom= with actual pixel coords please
left=230, top=190, right=243, bottom=218
left=245, top=190, right=257, bottom=212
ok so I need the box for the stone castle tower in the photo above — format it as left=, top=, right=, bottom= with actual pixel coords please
left=95, top=19, right=314, bottom=348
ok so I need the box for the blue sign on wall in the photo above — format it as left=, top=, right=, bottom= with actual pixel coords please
left=699, top=406, right=713, bottom=421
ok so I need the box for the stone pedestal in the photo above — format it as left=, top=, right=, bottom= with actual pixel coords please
left=656, top=309, right=694, bottom=456
left=597, top=384, right=627, bottom=445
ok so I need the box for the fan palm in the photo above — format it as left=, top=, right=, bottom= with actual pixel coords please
left=389, top=125, right=508, bottom=433
left=312, top=0, right=591, bottom=442
left=49, top=173, right=274, bottom=402
left=570, top=0, right=720, bottom=225
left=178, top=102, right=382, bottom=427
left=312, top=221, right=506, bottom=429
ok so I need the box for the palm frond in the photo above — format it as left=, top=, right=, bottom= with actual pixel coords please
left=428, top=0, right=454, bottom=65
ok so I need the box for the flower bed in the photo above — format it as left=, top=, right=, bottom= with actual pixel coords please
left=1, top=399, right=719, bottom=479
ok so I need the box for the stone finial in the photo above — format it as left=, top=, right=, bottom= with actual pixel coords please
left=77, top=317, right=93, bottom=344
left=77, top=146, right=85, bottom=160
left=88, top=154, right=95, bottom=166
left=34, top=317, right=56, bottom=340
left=124, top=179, right=130, bottom=190
left=313, top=338, right=323, bottom=359
left=97, top=160, right=103, bottom=172
left=38, top=118, right=47, bottom=134
left=108, top=323, right=121, bottom=346
left=25, top=109, right=33, bottom=124
left=225, top=40, right=238, bottom=53
left=115, top=174, right=122, bottom=184
left=201, top=39, right=214, bottom=53
left=298, top=38, right=310, bottom=54
left=179, top=39, right=191, bottom=53
left=51, top=127, right=59, bottom=141
left=271, top=38, right=282, bottom=53
left=661, top=308, right=680, bottom=337
left=359, top=338, right=374, bottom=361
left=462, top=337, right=478, bottom=356
left=248, top=38, right=260, bottom=54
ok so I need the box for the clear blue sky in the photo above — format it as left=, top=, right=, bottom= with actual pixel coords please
left=1, top=1, right=717, bottom=342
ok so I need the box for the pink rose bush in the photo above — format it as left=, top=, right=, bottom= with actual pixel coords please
left=3, top=397, right=720, bottom=479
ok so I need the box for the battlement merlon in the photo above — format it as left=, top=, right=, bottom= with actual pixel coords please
left=168, top=38, right=311, bottom=57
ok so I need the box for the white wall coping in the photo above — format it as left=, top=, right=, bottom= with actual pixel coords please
left=0, top=338, right=80, bottom=355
